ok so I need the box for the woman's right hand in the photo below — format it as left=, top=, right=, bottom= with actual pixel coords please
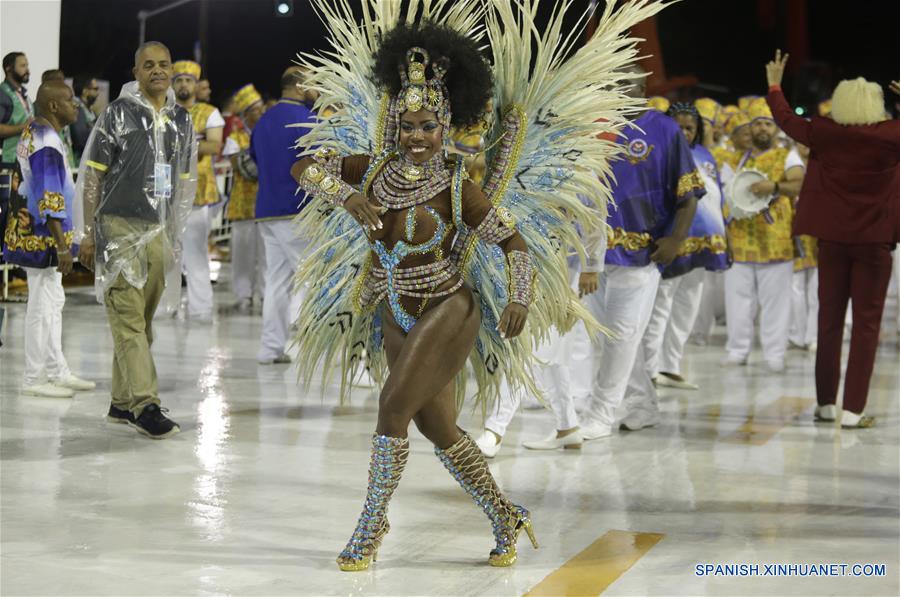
left=344, top=192, right=387, bottom=232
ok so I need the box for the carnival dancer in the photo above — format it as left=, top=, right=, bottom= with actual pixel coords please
left=723, top=97, right=804, bottom=371
left=222, top=84, right=266, bottom=313
left=577, top=87, right=703, bottom=436
left=173, top=60, right=223, bottom=321
left=3, top=80, right=95, bottom=397
left=289, top=0, right=668, bottom=570
left=643, top=103, right=729, bottom=391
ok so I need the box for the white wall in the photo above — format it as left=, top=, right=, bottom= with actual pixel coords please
left=1, top=0, right=62, bottom=87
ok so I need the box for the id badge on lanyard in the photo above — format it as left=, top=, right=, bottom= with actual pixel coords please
left=154, top=163, right=172, bottom=199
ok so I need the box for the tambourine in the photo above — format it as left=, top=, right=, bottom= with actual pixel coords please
left=726, top=168, right=771, bottom=220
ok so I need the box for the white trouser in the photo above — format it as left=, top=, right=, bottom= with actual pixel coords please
left=230, top=219, right=266, bottom=301
left=644, top=268, right=705, bottom=378
left=789, top=268, right=818, bottom=346
left=484, top=263, right=582, bottom=435
left=583, top=264, right=661, bottom=427
left=690, top=270, right=725, bottom=342
left=183, top=205, right=214, bottom=319
left=22, top=267, right=71, bottom=386
left=724, top=261, right=793, bottom=364
left=258, top=219, right=308, bottom=361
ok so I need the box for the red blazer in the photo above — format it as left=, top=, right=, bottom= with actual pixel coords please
left=767, top=88, right=900, bottom=244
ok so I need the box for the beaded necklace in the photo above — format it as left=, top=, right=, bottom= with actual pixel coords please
left=371, top=152, right=451, bottom=210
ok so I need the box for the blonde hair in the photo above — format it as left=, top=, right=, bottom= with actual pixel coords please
left=830, top=78, right=887, bottom=125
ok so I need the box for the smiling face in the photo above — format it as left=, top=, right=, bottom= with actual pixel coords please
left=133, top=45, right=172, bottom=97
left=399, top=109, right=442, bottom=163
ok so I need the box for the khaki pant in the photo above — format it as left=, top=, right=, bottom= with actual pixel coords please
left=103, top=225, right=165, bottom=416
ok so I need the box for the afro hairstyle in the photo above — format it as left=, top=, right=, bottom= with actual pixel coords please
left=371, top=21, right=493, bottom=129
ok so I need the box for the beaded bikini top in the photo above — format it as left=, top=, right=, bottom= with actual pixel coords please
left=356, top=152, right=466, bottom=332
left=370, top=152, right=451, bottom=210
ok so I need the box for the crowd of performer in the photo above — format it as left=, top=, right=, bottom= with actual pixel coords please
left=1, top=44, right=898, bottom=442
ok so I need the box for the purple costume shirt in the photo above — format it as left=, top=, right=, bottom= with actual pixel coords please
left=605, top=110, right=706, bottom=269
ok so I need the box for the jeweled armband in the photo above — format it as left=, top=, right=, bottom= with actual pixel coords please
left=299, top=161, right=355, bottom=207
left=507, top=250, right=535, bottom=307
left=474, top=206, right=517, bottom=244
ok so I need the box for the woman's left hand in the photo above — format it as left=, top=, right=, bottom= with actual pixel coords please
left=766, top=49, right=789, bottom=87
left=498, top=303, right=528, bottom=339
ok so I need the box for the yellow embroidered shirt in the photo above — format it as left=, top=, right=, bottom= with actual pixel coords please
left=726, top=147, right=800, bottom=263
left=189, top=102, right=224, bottom=206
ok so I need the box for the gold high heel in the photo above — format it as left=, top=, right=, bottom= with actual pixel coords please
left=435, top=432, right=539, bottom=567
left=489, top=507, right=539, bottom=567
left=336, top=435, right=408, bottom=571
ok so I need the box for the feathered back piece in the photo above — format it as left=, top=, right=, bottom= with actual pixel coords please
left=289, top=0, right=674, bottom=408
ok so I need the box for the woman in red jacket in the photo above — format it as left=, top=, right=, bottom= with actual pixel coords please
left=765, top=50, right=900, bottom=428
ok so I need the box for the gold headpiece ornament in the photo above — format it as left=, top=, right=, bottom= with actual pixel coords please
left=717, top=104, right=739, bottom=129
left=737, top=95, right=759, bottom=112
left=746, top=97, right=774, bottom=122
left=724, top=110, right=751, bottom=135
left=388, top=47, right=452, bottom=148
left=647, top=96, right=670, bottom=113
left=233, top=84, right=263, bottom=114
left=173, top=60, right=201, bottom=81
left=694, top=97, right=720, bottom=125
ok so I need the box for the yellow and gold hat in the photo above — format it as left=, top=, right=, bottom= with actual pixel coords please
left=817, top=99, right=832, bottom=117
left=716, top=104, right=739, bottom=129
left=724, top=110, right=751, bottom=135
left=173, top=60, right=201, bottom=81
left=233, top=84, right=263, bottom=114
left=737, top=95, right=759, bottom=111
left=694, top=97, right=720, bottom=125
left=746, top=97, right=773, bottom=122
left=647, top=96, right=670, bottom=113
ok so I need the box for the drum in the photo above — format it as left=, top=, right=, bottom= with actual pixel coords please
left=726, top=168, right=771, bottom=220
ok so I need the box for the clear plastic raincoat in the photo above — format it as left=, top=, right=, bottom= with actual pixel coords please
left=74, top=82, right=197, bottom=300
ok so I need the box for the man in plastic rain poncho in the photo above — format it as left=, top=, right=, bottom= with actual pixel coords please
left=75, top=41, right=197, bottom=440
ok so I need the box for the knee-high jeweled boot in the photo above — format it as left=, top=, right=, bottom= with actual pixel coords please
left=435, top=432, right=538, bottom=566
left=337, top=434, right=410, bottom=571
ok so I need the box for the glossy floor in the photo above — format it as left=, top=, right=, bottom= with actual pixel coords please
left=1, top=280, right=898, bottom=596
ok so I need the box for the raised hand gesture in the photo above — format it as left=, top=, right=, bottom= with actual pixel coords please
left=766, top=49, right=789, bottom=87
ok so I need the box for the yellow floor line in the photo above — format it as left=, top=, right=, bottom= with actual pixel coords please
left=722, top=396, right=815, bottom=446
left=524, top=530, right=664, bottom=597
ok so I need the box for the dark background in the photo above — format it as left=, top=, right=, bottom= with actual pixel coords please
left=58, top=0, right=898, bottom=112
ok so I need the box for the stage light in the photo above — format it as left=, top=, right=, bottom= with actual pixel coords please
left=794, top=107, right=806, bottom=116
left=274, top=1, right=293, bottom=17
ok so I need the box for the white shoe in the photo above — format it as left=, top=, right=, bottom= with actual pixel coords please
left=580, top=421, right=613, bottom=441
left=765, top=360, right=785, bottom=373
left=352, top=368, right=376, bottom=388
left=840, top=410, right=875, bottom=428
left=259, top=353, right=291, bottom=365
left=235, top=298, right=252, bottom=313
left=721, top=355, right=747, bottom=366
left=656, top=372, right=699, bottom=391
left=22, top=383, right=74, bottom=398
left=474, top=430, right=502, bottom=458
left=814, top=404, right=836, bottom=422
left=523, top=430, right=582, bottom=451
left=620, top=409, right=660, bottom=431
left=53, top=376, right=96, bottom=392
